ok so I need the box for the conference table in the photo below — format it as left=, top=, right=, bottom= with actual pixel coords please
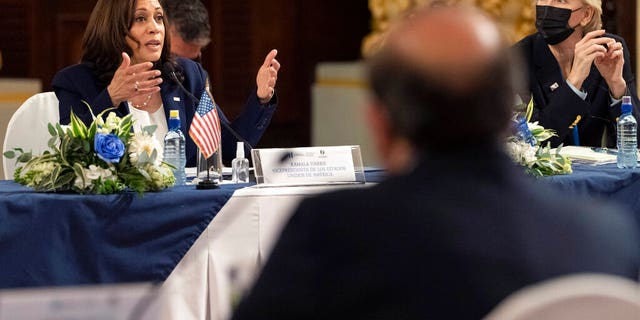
left=0, top=172, right=383, bottom=319
left=0, top=164, right=639, bottom=319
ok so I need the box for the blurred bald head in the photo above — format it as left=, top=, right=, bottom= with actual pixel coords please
left=390, top=7, right=503, bottom=90
left=368, top=5, right=516, bottom=152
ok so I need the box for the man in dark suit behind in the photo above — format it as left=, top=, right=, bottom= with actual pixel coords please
left=231, top=6, right=640, bottom=319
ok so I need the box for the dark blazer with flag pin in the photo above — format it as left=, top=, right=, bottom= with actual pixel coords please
left=53, top=57, right=276, bottom=167
left=513, top=32, right=640, bottom=148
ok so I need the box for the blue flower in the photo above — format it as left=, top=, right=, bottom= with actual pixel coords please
left=515, top=117, right=536, bottom=146
left=94, top=133, right=125, bottom=163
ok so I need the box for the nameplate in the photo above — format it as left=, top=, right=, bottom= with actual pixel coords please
left=252, top=146, right=365, bottom=186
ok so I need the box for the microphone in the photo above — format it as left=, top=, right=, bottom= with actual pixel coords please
left=162, top=62, right=200, bottom=105
left=162, top=62, right=254, bottom=157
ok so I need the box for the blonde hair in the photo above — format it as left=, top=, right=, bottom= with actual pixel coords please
left=581, top=0, right=602, bottom=33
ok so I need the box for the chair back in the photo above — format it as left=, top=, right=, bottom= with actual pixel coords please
left=485, top=273, right=640, bottom=320
left=2, top=92, right=59, bottom=179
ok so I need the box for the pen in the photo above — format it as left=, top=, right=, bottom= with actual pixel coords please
left=569, top=116, right=582, bottom=146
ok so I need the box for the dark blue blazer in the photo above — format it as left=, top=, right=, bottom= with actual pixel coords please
left=232, top=146, right=640, bottom=319
left=52, top=57, right=276, bottom=166
left=513, top=32, right=640, bottom=147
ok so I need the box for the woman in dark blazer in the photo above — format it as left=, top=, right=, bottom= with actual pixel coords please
left=514, top=0, right=639, bottom=148
left=52, top=0, right=278, bottom=166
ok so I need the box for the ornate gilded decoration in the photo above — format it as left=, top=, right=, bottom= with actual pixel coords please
left=362, top=0, right=536, bottom=57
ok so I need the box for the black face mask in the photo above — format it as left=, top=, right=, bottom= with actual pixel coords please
left=535, top=5, right=581, bottom=45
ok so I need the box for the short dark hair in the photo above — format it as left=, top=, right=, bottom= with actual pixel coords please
left=367, top=47, right=515, bottom=151
left=163, top=0, right=211, bottom=45
left=81, top=0, right=176, bottom=85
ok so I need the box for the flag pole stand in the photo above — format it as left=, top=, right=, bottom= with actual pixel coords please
left=196, top=176, right=219, bottom=189
left=195, top=149, right=220, bottom=189
left=196, top=159, right=219, bottom=190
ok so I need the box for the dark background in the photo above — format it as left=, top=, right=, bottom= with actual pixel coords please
left=0, top=0, right=633, bottom=149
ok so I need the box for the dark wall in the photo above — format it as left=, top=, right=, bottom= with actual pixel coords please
left=0, top=0, right=95, bottom=86
left=602, top=0, right=636, bottom=72
left=201, top=0, right=371, bottom=148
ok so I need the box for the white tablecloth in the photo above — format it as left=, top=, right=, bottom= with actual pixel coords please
left=156, top=183, right=372, bottom=320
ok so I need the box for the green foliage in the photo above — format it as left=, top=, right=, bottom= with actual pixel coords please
left=508, top=97, right=572, bottom=177
left=3, top=105, right=175, bottom=194
left=525, top=143, right=573, bottom=178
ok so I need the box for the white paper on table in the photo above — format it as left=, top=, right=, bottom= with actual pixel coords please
left=552, top=146, right=617, bottom=165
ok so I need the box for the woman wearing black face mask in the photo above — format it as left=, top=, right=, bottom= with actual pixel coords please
left=513, top=0, right=640, bottom=148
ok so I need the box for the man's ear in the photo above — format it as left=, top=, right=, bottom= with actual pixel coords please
left=366, top=99, right=393, bottom=161
left=366, top=99, right=415, bottom=173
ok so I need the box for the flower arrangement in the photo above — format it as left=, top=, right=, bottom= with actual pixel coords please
left=3, top=108, right=175, bottom=194
left=506, top=98, right=572, bottom=177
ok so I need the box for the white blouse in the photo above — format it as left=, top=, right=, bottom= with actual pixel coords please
left=128, top=103, right=169, bottom=148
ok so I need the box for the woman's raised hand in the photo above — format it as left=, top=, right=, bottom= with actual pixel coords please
left=107, top=52, right=163, bottom=106
left=594, top=35, right=627, bottom=98
left=567, top=30, right=609, bottom=91
left=256, top=49, right=280, bottom=104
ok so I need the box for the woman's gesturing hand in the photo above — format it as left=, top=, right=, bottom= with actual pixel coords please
left=256, top=49, right=280, bottom=104
left=594, top=36, right=627, bottom=99
left=566, top=30, right=609, bottom=91
left=107, top=52, right=163, bottom=106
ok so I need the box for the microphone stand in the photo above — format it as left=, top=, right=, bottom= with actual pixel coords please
left=163, top=62, right=255, bottom=153
left=163, top=62, right=256, bottom=187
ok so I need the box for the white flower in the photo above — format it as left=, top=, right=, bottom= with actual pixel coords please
left=506, top=140, right=537, bottom=167
left=138, top=163, right=175, bottom=190
left=104, top=112, right=121, bottom=131
left=96, top=127, right=110, bottom=134
left=94, top=117, right=106, bottom=131
left=74, top=165, right=116, bottom=189
left=129, top=131, right=163, bottom=166
left=27, top=162, right=58, bottom=186
left=527, top=121, right=543, bottom=131
left=96, top=113, right=122, bottom=134
left=32, top=162, right=56, bottom=176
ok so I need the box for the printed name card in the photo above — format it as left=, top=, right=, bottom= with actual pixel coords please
left=252, top=146, right=365, bottom=186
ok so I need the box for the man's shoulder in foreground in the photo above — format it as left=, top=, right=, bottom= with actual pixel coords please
left=293, top=160, right=640, bottom=280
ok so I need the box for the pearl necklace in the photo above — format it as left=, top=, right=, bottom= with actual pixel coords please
left=130, top=94, right=152, bottom=110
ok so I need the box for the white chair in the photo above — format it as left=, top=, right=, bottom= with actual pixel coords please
left=2, top=92, right=59, bottom=180
left=485, top=273, right=640, bottom=320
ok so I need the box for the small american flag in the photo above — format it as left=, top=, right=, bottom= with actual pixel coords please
left=189, top=89, right=221, bottom=159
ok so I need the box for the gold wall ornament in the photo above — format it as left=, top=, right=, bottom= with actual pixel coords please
left=362, top=0, right=536, bottom=57
left=362, top=0, right=434, bottom=58
left=473, top=0, right=536, bottom=44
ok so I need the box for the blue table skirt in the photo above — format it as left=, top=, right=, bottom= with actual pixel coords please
left=0, top=181, right=242, bottom=289
left=543, top=163, right=640, bottom=215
